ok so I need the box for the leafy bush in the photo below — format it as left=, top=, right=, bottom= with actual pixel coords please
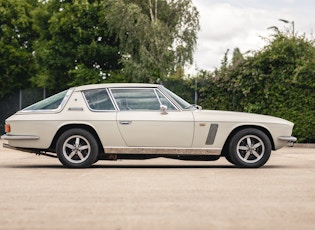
left=197, top=33, right=315, bottom=142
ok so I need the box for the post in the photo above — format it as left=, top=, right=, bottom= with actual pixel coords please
left=19, top=89, right=22, bottom=110
left=194, top=78, right=198, bottom=105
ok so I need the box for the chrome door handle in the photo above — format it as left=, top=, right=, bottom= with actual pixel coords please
left=119, top=121, right=132, bottom=125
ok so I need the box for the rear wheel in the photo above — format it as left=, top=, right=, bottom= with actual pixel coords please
left=56, top=129, right=99, bottom=168
left=228, top=128, right=271, bottom=168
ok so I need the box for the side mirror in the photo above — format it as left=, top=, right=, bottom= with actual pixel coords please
left=160, top=105, right=168, bottom=114
left=193, top=104, right=202, bottom=110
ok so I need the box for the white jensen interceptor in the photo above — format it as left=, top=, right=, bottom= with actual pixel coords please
left=1, top=83, right=296, bottom=168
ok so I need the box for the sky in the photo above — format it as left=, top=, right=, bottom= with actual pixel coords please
left=190, top=0, right=315, bottom=74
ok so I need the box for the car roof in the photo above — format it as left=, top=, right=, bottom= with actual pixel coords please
left=73, top=83, right=160, bottom=91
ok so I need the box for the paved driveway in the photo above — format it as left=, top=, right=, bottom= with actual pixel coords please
left=0, top=140, right=315, bottom=230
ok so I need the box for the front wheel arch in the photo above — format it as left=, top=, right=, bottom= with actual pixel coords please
left=227, top=128, right=272, bottom=168
left=222, top=126, right=274, bottom=166
left=222, top=125, right=275, bottom=154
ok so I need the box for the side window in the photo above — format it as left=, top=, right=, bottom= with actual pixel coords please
left=83, top=89, right=115, bottom=111
left=111, top=88, right=161, bottom=111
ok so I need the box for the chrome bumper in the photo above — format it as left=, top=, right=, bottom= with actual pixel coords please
left=278, top=136, right=297, bottom=142
left=1, top=134, right=39, bottom=140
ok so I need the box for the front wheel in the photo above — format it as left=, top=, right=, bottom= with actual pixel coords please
left=228, top=128, right=272, bottom=168
left=56, top=129, right=99, bottom=168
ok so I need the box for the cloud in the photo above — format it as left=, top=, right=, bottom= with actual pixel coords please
left=193, top=2, right=274, bottom=71
left=190, top=0, right=310, bottom=73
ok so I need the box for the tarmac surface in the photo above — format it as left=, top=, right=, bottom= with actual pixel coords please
left=0, top=140, right=315, bottom=230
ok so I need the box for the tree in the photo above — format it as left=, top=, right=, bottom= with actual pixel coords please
left=163, top=66, right=195, bottom=103
left=231, top=48, right=244, bottom=67
left=31, top=0, right=121, bottom=91
left=198, top=32, right=315, bottom=142
left=0, top=0, right=37, bottom=98
left=0, top=0, right=200, bottom=94
left=104, top=0, right=200, bottom=83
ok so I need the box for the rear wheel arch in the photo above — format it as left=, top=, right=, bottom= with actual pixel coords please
left=50, top=124, right=103, bottom=154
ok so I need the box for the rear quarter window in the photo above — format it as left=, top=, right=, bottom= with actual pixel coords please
left=22, top=89, right=72, bottom=111
left=82, top=88, right=115, bottom=111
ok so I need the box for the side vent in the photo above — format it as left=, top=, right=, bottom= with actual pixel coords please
left=206, top=124, right=218, bottom=145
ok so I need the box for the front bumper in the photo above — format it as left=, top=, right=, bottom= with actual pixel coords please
left=278, top=136, right=297, bottom=147
left=278, top=136, right=297, bottom=142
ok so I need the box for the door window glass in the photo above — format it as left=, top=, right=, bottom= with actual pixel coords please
left=111, top=88, right=161, bottom=111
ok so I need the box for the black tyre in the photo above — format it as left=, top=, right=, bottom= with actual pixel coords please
left=228, top=128, right=271, bottom=168
left=56, top=128, right=99, bottom=168
left=224, top=152, right=235, bottom=165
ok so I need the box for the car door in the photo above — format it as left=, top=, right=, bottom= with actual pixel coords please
left=111, top=88, right=194, bottom=147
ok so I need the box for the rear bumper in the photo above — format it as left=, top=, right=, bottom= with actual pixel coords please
left=1, top=134, right=41, bottom=154
left=1, top=134, right=39, bottom=140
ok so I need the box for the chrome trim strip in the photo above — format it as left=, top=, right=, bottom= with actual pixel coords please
left=1, top=134, right=39, bottom=140
left=278, top=136, right=297, bottom=142
left=68, top=107, right=84, bottom=111
left=104, top=147, right=222, bottom=155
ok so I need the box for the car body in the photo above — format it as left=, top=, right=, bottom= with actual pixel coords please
left=1, top=83, right=296, bottom=168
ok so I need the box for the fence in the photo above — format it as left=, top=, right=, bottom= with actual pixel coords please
left=0, top=88, right=49, bottom=135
